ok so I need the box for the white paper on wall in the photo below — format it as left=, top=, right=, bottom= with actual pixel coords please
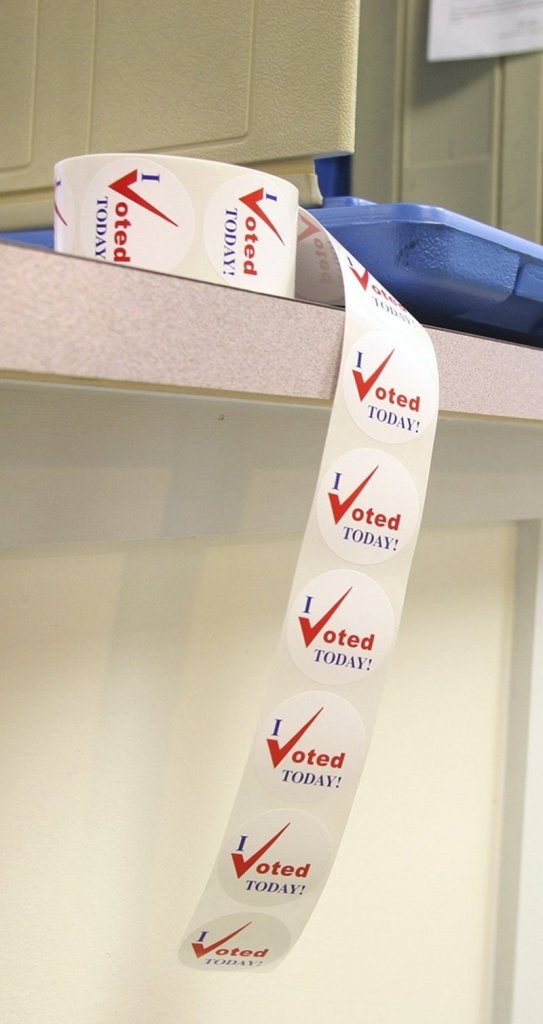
left=428, top=0, right=543, bottom=61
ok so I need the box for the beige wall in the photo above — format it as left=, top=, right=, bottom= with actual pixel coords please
left=354, top=0, right=543, bottom=240
left=1, top=522, right=515, bottom=1022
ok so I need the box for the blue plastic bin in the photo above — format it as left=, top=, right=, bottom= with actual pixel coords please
left=312, top=197, right=543, bottom=348
left=4, top=200, right=543, bottom=347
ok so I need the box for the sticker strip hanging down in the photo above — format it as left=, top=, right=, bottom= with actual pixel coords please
left=52, top=154, right=438, bottom=974
left=178, top=211, right=439, bottom=972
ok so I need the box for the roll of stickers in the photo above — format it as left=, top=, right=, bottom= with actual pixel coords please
left=54, top=155, right=439, bottom=973
left=54, top=154, right=299, bottom=298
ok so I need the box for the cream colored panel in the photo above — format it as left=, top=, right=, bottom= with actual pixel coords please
left=0, top=0, right=38, bottom=170
left=354, top=0, right=543, bottom=238
left=402, top=155, right=500, bottom=224
left=353, top=0, right=504, bottom=225
left=0, top=0, right=96, bottom=183
left=402, top=1, right=501, bottom=222
left=501, top=52, right=543, bottom=243
left=0, top=523, right=514, bottom=1021
left=0, top=0, right=359, bottom=229
left=0, top=0, right=96, bottom=226
left=90, top=0, right=252, bottom=151
left=353, top=0, right=406, bottom=203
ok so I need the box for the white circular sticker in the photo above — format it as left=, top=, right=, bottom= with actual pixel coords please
left=343, top=332, right=439, bottom=443
left=218, top=808, right=332, bottom=906
left=254, top=691, right=367, bottom=803
left=203, top=173, right=297, bottom=294
left=80, top=156, right=195, bottom=272
left=286, top=569, right=395, bottom=684
left=295, top=212, right=344, bottom=305
left=343, top=254, right=420, bottom=332
left=317, top=448, right=420, bottom=564
left=179, top=912, right=290, bottom=971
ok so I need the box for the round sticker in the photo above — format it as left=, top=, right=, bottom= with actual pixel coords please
left=254, top=691, right=367, bottom=803
left=342, top=254, right=420, bottom=333
left=179, top=912, right=291, bottom=971
left=286, top=569, right=395, bottom=685
left=343, top=332, right=439, bottom=443
left=341, top=257, right=439, bottom=379
left=203, top=173, right=298, bottom=295
left=218, top=808, right=332, bottom=906
left=317, top=448, right=420, bottom=564
left=295, top=212, right=344, bottom=305
left=79, top=156, right=195, bottom=272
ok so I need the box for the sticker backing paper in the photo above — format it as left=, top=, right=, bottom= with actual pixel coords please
left=177, top=210, right=438, bottom=972
left=53, top=155, right=439, bottom=974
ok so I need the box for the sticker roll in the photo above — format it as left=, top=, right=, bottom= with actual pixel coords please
left=178, top=218, right=438, bottom=972
left=53, top=154, right=439, bottom=973
left=54, top=153, right=299, bottom=298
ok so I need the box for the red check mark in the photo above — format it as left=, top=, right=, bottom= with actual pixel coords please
left=239, top=187, right=283, bottom=243
left=328, top=465, right=379, bottom=525
left=349, top=261, right=370, bottom=290
left=266, top=706, right=324, bottom=767
left=108, top=169, right=178, bottom=226
left=298, top=213, right=320, bottom=242
left=298, top=587, right=352, bottom=648
left=231, top=823, right=290, bottom=878
left=352, top=349, right=394, bottom=402
left=191, top=921, right=251, bottom=959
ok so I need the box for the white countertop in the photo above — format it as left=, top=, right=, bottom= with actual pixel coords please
left=1, top=240, right=542, bottom=549
left=0, top=240, right=541, bottom=421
